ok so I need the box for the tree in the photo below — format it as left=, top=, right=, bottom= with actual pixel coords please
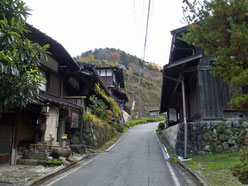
left=182, top=0, right=248, bottom=111
left=112, top=52, right=121, bottom=61
left=0, top=0, right=49, bottom=113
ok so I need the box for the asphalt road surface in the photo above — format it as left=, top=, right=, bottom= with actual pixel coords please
left=46, top=122, right=187, bottom=186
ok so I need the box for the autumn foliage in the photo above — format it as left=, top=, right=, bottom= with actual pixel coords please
left=112, top=52, right=121, bottom=60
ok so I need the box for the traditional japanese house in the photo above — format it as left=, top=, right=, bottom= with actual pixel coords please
left=159, top=25, right=248, bottom=156
left=160, top=25, right=248, bottom=124
left=0, top=25, right=84, bottom=164
left=95, top=66, right=128, bottom=110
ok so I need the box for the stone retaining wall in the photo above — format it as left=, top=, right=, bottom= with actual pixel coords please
left=161, top=120, right=248, bottom=156
left=83, top=121, right=117, bottom=148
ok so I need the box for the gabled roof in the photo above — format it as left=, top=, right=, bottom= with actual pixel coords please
left=170, top=25, right=188, bottom=35
left=160, top=25, right=201, bottom=113
left=25, top=24, right=80, bottom=72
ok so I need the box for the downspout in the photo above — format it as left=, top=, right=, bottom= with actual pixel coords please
left=164, top=74, right=188, bottom=159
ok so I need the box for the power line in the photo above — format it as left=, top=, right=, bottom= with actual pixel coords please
left=138, top=0, right=152, bottom=118
left=143, top=0, right=152, bottom=60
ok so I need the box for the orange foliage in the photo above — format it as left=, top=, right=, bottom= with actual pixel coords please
left=112, top=52, right=121, bottom=60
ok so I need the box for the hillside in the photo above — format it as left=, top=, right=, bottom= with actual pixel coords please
left=74, top=48, right=162, bottom=115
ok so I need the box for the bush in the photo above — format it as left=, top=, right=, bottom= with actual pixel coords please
left=46, top=159, right=63, bottom=167
left=230, top=163, right=248, bottom=184
left=230, top=146, right=248, bottom=184
left=123, top=120, right=146, bottom=128
left=123, top=116, right=164, bottom=128
left=239, top=146, right=248, bottom=165
left=158, top=122, right=165, bottom=130
left=142, top=117, right=164, bottom=122
left=115, top=124, right=124, bottom=133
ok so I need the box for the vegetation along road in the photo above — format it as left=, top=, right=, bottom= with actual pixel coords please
left=43, top=122, right=188, bottom=186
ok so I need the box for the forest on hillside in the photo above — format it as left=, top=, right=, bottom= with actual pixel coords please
left=74, top=48, right=162, bottom=115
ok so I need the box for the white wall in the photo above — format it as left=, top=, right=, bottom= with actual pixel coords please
left=44, top=106, right=60, bottom=142
left=122, top=110, right=132, bottom=123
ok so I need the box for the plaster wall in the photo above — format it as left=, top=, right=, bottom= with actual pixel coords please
left=44, top=106, right=59, bottom=142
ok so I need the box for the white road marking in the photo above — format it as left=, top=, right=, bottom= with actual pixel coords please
left=105, top=129, right=129, bottom=152
left=46, top=154, right=102, bottom=186
left=163, top=144, right=170, bottom=159
left=154, top=131, right=169, bottom=160
left=166, top=161, right=181, bottom=186
left=154, top=131, right=181, bottom=186
left=47, top=127, right=131, bottom=185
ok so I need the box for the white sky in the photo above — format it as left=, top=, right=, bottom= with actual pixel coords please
left=23, top=0, right=185, bottom=66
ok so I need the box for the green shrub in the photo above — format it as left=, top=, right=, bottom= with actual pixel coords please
left=123, top=116, right=164, bottom=128
left=46, top=159, right=63, bottom=167
left=239, top=146, right=248, bottom=165
left=158, top=122, right=165, bottom=130
left=123, top=120, right=146, bottom=128
left=142, top=117, right=164, bottom=122
left=115, top=124, right=124, bottom=133
left=230, top=146, right=248, bottom=184
left=230, top=163, right=248, bottom=184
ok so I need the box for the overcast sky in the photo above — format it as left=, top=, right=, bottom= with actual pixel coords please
left=23, top=0, right=185, bottom=66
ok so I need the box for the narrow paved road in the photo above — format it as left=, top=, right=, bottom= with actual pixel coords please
left=46, top=123, right=186, bottom=186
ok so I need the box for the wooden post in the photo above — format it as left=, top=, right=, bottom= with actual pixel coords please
left=164, top=74, right=188, bottom=159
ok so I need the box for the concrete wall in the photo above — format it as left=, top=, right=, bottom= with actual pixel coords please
left=44, top=106, right=59, bottom=142
left=161, top=124, right=179, bottom=149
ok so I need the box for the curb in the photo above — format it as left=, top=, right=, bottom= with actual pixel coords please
left=177, top=160, right=208, bottom=186
left=157, top=131, right=208, bottom=186
left=27, top=154, right=92, bottom=186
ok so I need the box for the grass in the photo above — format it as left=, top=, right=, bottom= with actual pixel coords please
left=123, top=117, right=164, bottom=128
left=95, top=132, right=124, bottom=152
left=184, top=152, right=242, bottom=185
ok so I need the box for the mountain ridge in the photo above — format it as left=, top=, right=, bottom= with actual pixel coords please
left=74, top=48, right=162, bottom=115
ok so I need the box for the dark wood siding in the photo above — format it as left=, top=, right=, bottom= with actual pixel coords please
left=15, top=112, right=37, bottom=145
left=198, top=70, right=224, bottom=120
left=0, top=113, right=15, bottom=163
left=221, top=82, right=232, bottom=110
left=50, top=72, right=60, bottom=97
left=188, top=73, right=200, bottom=119
left=101, top=76, right=113, bottom=87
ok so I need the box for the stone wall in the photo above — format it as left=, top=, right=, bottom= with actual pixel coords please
left=82, top=119, right=117, bottom=148
left=161, top=120, right=248, bottom=156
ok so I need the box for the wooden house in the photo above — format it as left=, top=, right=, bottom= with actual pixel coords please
left=95, top=66, right=128, bottom=110
left=160, top=25, right=248, bottom=125
left=76, top=62, right=113, bottom=110
left=0, top=25, right=85, bottom=164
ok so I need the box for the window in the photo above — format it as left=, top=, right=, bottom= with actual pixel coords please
left=100, top=69, right=106, bottom=76
left=39, top=70, right=47, bottom=92
left=107, top=69, right=112, bottom=76
left=96, top=69, right=101, bottom=76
